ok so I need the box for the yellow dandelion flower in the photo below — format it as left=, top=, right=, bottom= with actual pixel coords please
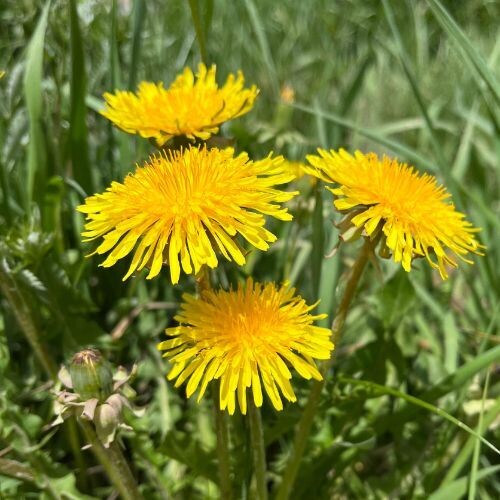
left=305, top=149, right=483, bottom=279
left=101, top=63, right=258, bottom=145
left=158, top=278, right=334, bottom=415
left=77, top=146, right=297, bottom=284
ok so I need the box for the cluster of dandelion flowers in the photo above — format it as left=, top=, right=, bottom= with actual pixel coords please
left=101, top=63, right=258, bottom=145
left=305, top=149, right=483, bottom=279
left=158, top=278, right=334, bottom=415
left=77, top=146, right=297, bottom=284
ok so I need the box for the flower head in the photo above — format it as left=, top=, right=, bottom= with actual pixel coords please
left=158, top=278, right=334, bottom=415
left=305, top=149, right=483, bottom=279
left=78, top=146, right=296, bottom=284
left=101, top=64, right=258, bottom=145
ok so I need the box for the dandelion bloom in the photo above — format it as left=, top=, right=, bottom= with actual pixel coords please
left=158, top=279, right=334, bottom=414
left=77, top=146, right=296, bottom=284
left=305, top=149, right=483, bottom=279
left=101, top=64, right=258, bottom=145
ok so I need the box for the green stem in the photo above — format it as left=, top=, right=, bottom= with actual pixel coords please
left=79, top=419, right=143, bottom=500
left=275, top=237, right=376, bottom=500
left=212, top=388, right=233, bottom=500
left=248, top=399, right=268, bottom=500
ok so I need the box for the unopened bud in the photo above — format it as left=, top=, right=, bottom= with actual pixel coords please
left=69, top=349, right=112, bottom=401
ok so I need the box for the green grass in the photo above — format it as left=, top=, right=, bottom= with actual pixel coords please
left=0, top=0, right=499, bottom=498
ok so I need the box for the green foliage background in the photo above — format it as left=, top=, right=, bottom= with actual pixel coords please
left=0, top=0, right=499, bottom=498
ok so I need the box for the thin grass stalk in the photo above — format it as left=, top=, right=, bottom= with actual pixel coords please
left=129, top=0, right=145, bottom=90
left=248, top=398, right=268, bottom=500
left=276, top=237, right=377, bottom=500
left=468, top=369, right=491, bottom=499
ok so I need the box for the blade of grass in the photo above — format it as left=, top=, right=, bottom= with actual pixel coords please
left=291, top=102, right=437, bottom=172
left=452, top=36, right=500, bottom=181
left=332, top=51, right=373, bottom=147
left=109, top=0, right=132, bottom=180
left=129, top=0, right=146, bottom=89
left=111, top=0, right=122, bottom=90
left=382, top=0, right=449, bottom=178
left=311, top=186, right=324, bottom=300
left=310, top=99, right=327, bottom=300
left=288, top=241, right=312, bottom=287
left=202, top=0, right=214, bottom=46
left=451, top=101, right=479, bottom=181
left=313, top=98, right=328, bottom=148
left=317, top=227, right=340, bottom=329
left=443, top=311, right=459, bottom=374
left=338, top=376, right=500, bottom=455
left=441, top=399, right=500, bottom=485
left=243, top=0, right=279, bottom=97
left=188, top=0, right=208, bottom=63
left=426, top=0, right=500, bottom=105
left=69, top=0, right=93, bottom=195
left=23, top=1, right=51, bottom=208
left=468, top=369, right=490, bottom=500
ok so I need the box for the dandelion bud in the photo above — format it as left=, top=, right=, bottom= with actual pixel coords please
left=69, top=349, right=112, bottom=401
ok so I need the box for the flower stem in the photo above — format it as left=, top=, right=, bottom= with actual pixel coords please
left=79, top=419, right=143, bottom=500
left=275, top=237, right=376, bottom=500
left=212, top=388, right=233, bottom=500
left=248, top=399, right=268, bottom=500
